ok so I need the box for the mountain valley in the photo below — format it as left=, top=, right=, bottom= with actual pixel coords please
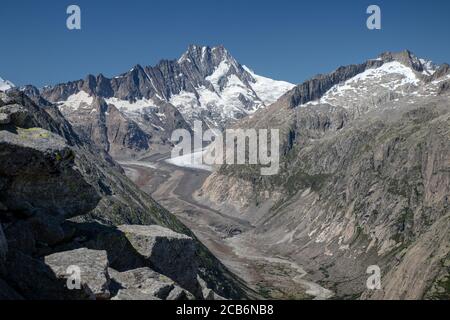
left=1, top=48, right=449, bottom=300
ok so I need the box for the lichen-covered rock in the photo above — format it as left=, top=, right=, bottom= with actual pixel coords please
left=44, top=248, right=110, bottom=300
left=0, top=128, right=100, bottom=218
left=0, top=104, right=34, bottom=127
left=117, top=225, right=201, bottom=297
left=109, top=267, right=194, bottom=300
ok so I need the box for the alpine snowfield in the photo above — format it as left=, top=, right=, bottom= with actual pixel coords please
left=301, top=53, right=444, bottom=115
left=0, top=77, right=15, bottom=92
left=53, top=45, right=295, bottom=131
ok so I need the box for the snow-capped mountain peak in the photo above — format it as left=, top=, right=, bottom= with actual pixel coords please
left=295, top=50, right=448, bottom=115
left=377, top=50, right=440, bottom=76
left=168, top=46, right=294, bottom=128
left=43, top=45, right=295, bottom=129
left=178, top=45, right=238, bottom=70
left=0, top=77, right=15, bottom=92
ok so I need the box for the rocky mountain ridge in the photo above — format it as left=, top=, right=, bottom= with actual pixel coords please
left=196, top=50, right=450, bottom=299
left=24, top=45, right=293, bottom=159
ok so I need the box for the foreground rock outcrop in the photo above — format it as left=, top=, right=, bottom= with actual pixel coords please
left=117, top=225, right=201, bottom=296
left=45, top=248, right=111, bottom=299
left=0, top=127, right=99, bottom=218
left=109, top=267, right=194, bottom=300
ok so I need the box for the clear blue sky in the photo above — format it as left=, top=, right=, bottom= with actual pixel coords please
left=1, top=0, right=449, bottom=87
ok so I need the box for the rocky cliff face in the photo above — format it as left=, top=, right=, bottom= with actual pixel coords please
left=0, top=90, right=248, bottom=300
left=197, top=51, right=450, bottom=299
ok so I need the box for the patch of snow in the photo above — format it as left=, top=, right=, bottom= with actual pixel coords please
left=165, top=150, right=213, bottom=172
left=58, top=91, right=94, bottom=111
left=0, top=77, right=15, bottom=91
left=151, top=123, right=165, bottom=131
left=206, top=60, right=231, bottom=90
left=201, top=46, right=207, bottom=61
left=105, top=97, right=158, bottom=113
left=420, top=59, right=439, bottom=75
left=198, top=76, right=258, bottom=116
left=118, top=161, right=157, bottom=170
left=415, top=56, right=439, bottom=76
left=169, top=90, right=200, bottom=121
left=244, top=66, right=295, bottom=105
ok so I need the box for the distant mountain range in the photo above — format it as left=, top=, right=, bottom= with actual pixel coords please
left=18, top=45, right=293, bottom=158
